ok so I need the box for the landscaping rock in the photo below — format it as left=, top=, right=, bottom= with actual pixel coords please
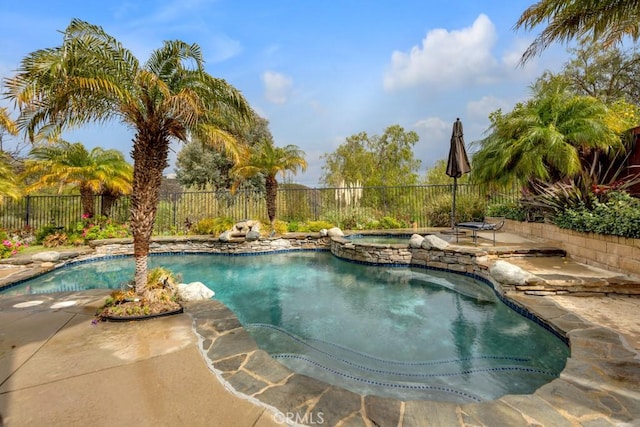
left=245, top=230, right=261, bottom=241
left=327, top=227, right=344, bottom=237
left=31, top=251, right=61, bottom=262
left=490, top=260, right=530, bottom=285
left=178, top=282, right=215, bottom=301
left=234, top=221, right=248, bottom=233
left=409, top=234, right=425, bottom=248
left=319, top=229, right=329, bottom=237
left=421, top=234, right=449, bottom=250
left=218, top=230, right=232, bottom=242
left=246, top=220, right=261, bottom=232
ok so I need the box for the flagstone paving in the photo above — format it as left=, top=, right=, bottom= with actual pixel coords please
left=186, top=294, right=639, bottom=426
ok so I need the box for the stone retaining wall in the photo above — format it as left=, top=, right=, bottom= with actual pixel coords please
left=85, top=233, right=638, bottom=297
left=494, top=217, right=640, bottom=276
left=89, top=234, right=330, bottom=256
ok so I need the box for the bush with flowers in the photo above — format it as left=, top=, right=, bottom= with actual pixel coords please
left=75, top=215, right=131, bottom=241
left=0, top=230, right=28, bottom=259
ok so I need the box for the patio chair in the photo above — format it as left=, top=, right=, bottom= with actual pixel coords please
left=454, top=218, right=505, bottom=246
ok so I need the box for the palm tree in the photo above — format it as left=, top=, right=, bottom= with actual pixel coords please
left=23, top=141, right=132, bottom=218
left=4, top=19, right=253, bottom=294
left=0, top=154, right=21, bottom=201
left=0, top=107, right=18, bottom=152
left=472, top=82, right=620, bottom=188
left=233, top=139, right=307, bottom=227
left=0, top=109, right=21, bottom=201
left=515, top=0, right=640, bottom=63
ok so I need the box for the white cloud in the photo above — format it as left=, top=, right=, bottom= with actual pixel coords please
left=414, top=116, right=448, bottom=134
left=384, top=14, right=498, bottom=91
left=466, top=95, right=512, bottom=119
left=262, top=71, right=293, bottom=104
left=413, top=116, right=450, bottom=147
left=500, top=38, right=541, bottom=81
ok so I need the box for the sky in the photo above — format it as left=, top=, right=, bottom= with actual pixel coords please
left=0, top=0, right=570, bottom=187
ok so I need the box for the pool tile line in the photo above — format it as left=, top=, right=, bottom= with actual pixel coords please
left=185, top=297, right=640, bottom=426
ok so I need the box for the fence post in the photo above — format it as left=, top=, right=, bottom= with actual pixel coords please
left=24, top=195, right=31, bottom=228
left=172, top=193, right=177, bottom=232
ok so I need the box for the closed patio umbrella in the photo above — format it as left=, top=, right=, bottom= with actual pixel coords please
left=446, top=118, right=471, bottom=229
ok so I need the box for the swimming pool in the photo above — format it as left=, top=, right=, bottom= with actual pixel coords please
left=2, top=252, right=568, bottom=402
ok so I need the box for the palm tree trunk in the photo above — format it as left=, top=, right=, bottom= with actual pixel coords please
left=101, top=189, right=118, bottom=217
left=266, top=175, right=278, bottom=227
left=79, top=184, right=95, bottom=218
left=130, top=130, right=170, bottom=294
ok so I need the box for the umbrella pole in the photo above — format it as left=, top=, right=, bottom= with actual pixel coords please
left=451, top=177, right=457, bottom=229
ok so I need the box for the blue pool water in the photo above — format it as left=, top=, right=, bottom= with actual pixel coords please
left=3, top=252, right=568, bottom=402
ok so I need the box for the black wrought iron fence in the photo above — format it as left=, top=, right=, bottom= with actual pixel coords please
left=0, top=184, right=519, bottom=234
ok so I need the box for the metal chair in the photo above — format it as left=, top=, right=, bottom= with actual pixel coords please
left=455, top=218, right=505, bottom=245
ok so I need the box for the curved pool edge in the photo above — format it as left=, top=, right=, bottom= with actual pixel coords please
left=184, top=295, right=639, bottom=426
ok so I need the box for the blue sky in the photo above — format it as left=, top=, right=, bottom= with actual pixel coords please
left=0, top=0, right=570, bottom=186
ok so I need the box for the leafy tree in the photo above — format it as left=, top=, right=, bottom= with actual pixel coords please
left=424, top=159, right=470, bottom=185
left=472, top=82, right=620, bottom=188
left=176, top=141, right=235, bottom=190
left=5, top=19, right=253, bottom=294
left=232, top=140, right=307, bottom=227
left=321, top=124, right=421, bottom=187
left=536, top=42, right=640, bottom=105
left=176, top=114, right=269, bottom=191
left=515, top=0, right=640, bottom=63
left=23, top=141, right=132, bottom=218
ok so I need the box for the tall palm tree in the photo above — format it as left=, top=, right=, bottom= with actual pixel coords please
left=4, top=19, right=253, bottom=294
left=233, top=139, right=307, bottom=227
left=0, top=154, right=21, bottom=201
left=472, top=83, right=620, bottom=187
left=0, top=109, right=21, bottom=201
left=0, top=107, right=18, bottom=152
left=23, top=141, right=132, bottom=217
left=515, top=0, right=640, bottom=63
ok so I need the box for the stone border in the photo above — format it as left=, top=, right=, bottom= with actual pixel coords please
left=185, top=294, right=639, bottom=426
left=3, top=233, right=638, bottom=297
left=329, top=236, right=640, bottom=297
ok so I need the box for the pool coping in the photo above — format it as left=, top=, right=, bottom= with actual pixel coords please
left=1, top=247, right=639, bottom=425
left=183, top=285, right=640, bottom=426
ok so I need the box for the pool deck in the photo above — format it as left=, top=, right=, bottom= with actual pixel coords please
left=0, top=234, right=638, bottom=426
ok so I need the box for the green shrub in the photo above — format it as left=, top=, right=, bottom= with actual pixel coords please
left=554, top=192, right=640, bottom=238
left=287, top=221, right=300, bottom=232
left=36, top=225, right=60, bottom=244
left=378, top=216, right=406, bottom=229
left=305, top=220, right=334, bottom=232
left=75, top=216, right=130, bottom=241
left=272, top=220, right=289, bottom=235
left=424, top=193, right=486, bottom=227
left=486, top=202, right=527, bottom=221
left=194, top=217, right=235, bottom=236
left=321, top=207, right=377, bottom=230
